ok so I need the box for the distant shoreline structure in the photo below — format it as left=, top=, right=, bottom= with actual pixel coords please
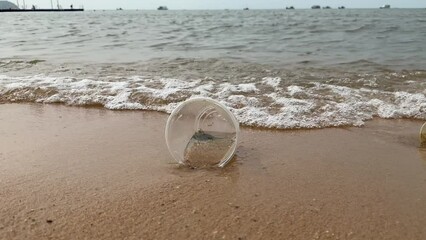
left=0, top=1, right=83, bottom=12
left=0, top=8, right=84, bottom=12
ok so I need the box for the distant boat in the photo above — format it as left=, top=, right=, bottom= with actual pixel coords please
left=311, top=5, right=321, bottom=9
left=286, top=6, right=295, bottom=10
left=338, top=6, right=345, bottom=9
left=380, top=4, right=391, bottom=9
left=116, top=7, right=123, bottom=10
left=243, top=7, right=249, bottom=10
left=322, top=6, right=331, bottom=9
left=157, top=6, right=168, bottom=10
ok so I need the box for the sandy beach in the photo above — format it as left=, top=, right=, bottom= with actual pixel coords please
left=0, top=103, right=425, bottom=239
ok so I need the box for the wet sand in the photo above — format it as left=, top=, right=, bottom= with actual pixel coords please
left=1, top=104, right=425, bottom=239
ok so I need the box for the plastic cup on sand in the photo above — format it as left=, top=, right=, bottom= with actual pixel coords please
left=165, top=97, right=240, bottom=168
left=420, top=122, right=426, bottom=145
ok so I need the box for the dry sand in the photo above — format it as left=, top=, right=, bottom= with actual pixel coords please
left=0, top=104, right=425, bottom=239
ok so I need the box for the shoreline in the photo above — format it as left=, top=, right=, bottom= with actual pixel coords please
left=1, top=103, right=425, bottom=239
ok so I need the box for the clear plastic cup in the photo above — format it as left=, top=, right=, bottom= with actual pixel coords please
left=420, top=122, right=426, bottom=145
left=165, top=97, right=240, bottom=168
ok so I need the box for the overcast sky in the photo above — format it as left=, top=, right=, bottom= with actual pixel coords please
left=14, top=0, right=426, bottom=10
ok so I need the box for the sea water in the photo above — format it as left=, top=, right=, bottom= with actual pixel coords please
left=1, top=9, right=425, bottom=129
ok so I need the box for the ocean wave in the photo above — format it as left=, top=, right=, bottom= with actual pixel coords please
left=1, top=74, right=425, bottom=129
left=345, top=24, right=373, bottom=33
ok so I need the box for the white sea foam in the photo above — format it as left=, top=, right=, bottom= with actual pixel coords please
left=262, top=77, right=281, bottom=88
left=286, top=85, right=304, bottom=96
left=0, top=74, right=425, bottom=129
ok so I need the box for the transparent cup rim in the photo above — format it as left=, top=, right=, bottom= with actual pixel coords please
left=420, top=122, right=426, bottom=144
left=165, top=97, right=240, bottom=167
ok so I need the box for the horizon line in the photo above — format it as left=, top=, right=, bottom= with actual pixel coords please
left=89, top=7, right=426, bottom=10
